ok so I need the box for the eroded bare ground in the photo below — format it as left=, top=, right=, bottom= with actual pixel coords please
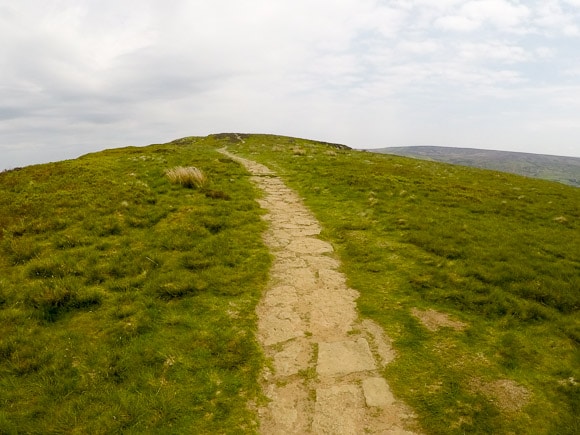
left=219, top=149, right=421, bottom=434
left=411, top=308, right=467, bottom=332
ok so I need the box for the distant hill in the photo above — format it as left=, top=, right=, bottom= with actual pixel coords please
left=370, top=146, right=580, bottom=187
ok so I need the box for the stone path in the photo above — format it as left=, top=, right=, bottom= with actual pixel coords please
left=219, top=148, right=420, bottom=434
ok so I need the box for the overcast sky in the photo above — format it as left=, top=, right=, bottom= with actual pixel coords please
left=2, top=0, right=580, bottom=170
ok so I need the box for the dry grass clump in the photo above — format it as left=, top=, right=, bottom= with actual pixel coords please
left=553, top=215, right=568, bottom=224
left=165, top=166, right=207, bottom=189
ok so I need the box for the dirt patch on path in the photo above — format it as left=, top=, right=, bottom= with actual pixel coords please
left=219, top=149, right=421, bottom=434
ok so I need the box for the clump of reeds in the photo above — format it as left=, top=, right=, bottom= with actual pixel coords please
left=165, top=166, right=207, bottom=189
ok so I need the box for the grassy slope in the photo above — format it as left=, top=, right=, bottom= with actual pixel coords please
left=1, top=134, right=579, bottom=434
left=0, top=138, right=270, bottom=433
left=228, top=134, right=580, bottom=434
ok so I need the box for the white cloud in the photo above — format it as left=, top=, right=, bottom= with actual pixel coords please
left=434, top=0, right=531, bottom=32
left=396, top=40, right=441, bottom=55
left=1, top=0, right=580, bottom=170
left=562, top=25, right=580, bottom=36
left=533, top=0, right=580, bottom=36
left=461, top=0, right=531, bottom=30
left=435, top=15, right=481, bottom=32
left=458, top=42, right=531, bottom=63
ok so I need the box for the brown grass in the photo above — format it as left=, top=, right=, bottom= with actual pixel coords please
left=165, top=166, right=207, bottom=189
left=469, top=378, right=531, bottom=413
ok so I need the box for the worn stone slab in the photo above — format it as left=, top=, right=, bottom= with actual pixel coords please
left=363, top=377, right=395, bottom=407
left=302, top=255, right=341, bottom=270
left=263, top=285, right=298, bottom=304
left=262, top=381, right=310, bottom=435
left=258, top=306, right=305, bottom=346
left=317, top=339, right=376, bottom=376
left=287, top=238, right=333, bottom=254
left=313, top=384, right=364, bottom=435
left=361, top=319, right=396, bottom=367
left=310, top=296, right=357, bottom=338
left=276, top=268, right=318, bottom=293
left=273, top=340, right=311, bottom=377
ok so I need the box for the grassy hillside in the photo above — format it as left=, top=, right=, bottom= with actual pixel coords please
left=372, top=146, right=580, bottom=187
left=227, top=134, right=579, bottom=434
left=1, top=134, right=579, bottom=434
left=0, top=139, right=270, bottom=433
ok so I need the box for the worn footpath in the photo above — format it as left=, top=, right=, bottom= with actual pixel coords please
left=219, top=148, right=420, bottom=434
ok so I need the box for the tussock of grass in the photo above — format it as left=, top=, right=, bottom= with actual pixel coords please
left=165, top=165, right=207, bottom=188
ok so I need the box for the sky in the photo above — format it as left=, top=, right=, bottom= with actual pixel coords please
left=1, top=0, right=580, bottom=171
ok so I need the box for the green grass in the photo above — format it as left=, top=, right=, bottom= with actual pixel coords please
left=1, top=133, right=579, bottom=434
left=226, top=134, right=580, bottom=434
left=0, top=138, right=270, bottom=433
